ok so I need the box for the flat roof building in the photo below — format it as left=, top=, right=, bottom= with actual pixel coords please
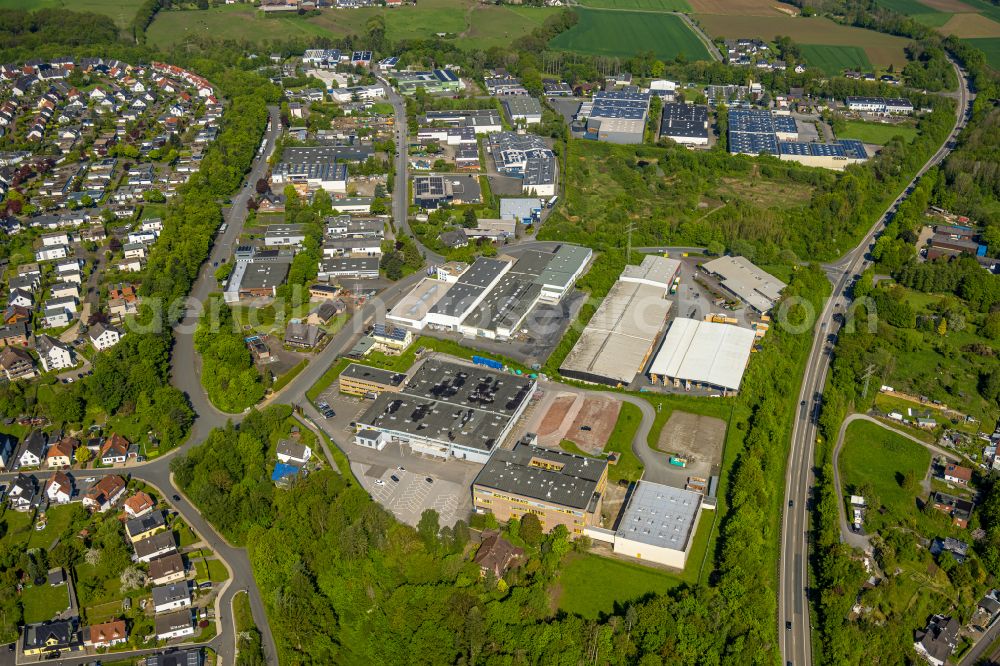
left=354, top=359, right=535, bottom=464
left=473, top=441, right=608, bottom=536
left=700, top=255, right=786, bottom=313
left=560, top=278, right=672, bottom=386
left=620, top=255, right=680, bottom=291
left=238, top=261, right=289, bottom=299
left=648, top=318, right=757, bottom=393
left=338, top=363, right=407, bottom=396
left=659, top=103, right=710, bottom=146
left=271, top=147, right=349, bottom=193
left=613, top=481, right=703, bottom=568
left=502, top=96, right=543, bottom=125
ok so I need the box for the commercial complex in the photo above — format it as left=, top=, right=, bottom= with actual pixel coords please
left=701, top=255, right=786, bottom=313
left=338, top=363, right=407, bottom=396
left=581, top=89, right=651, bottom=144
left=502, top=96, right=543, bottom=125
left=559, top=256, right=676, bottom=386
left=395, top=69, right=463, bottom=95
left=612, top=481, right=704, bottom=568
left=648, top=317, right=757, bottom=393
left=420, top=109, right=502, bottom=134
left=728, top=108, right=869, bottom=168
left=270, top=147, right=349, bottom=193
left=487, top=132, right=557, bottom=197
left=778, top=139, right=868, bottom=169
left=354, top=360, right=536, bottom=463
left=472, top=441, right=608, bottom=536
left=845, top=96, right=914, bottom=115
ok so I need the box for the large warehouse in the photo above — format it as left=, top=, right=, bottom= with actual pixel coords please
left=560, top=277, right=672, bottom=386
left=354, top=360, right=536, bottom=463
left=612, top=481, right=704, bottom=568
left=648, top=317, right=757, bottom=393
left=701, top=255, right=787, bottom=313
left=620, top=255, right=680, bottom=291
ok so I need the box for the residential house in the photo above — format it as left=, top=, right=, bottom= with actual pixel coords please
left=45, top=470, right=73, bottom=504
left=45, top=437, right=77, bottom=468
left=133, top=531, right=177, bottom=563
left=932, top=492, right=974, bottom=528
left=914, top=614, right=959, bottom=666
left=0, top=345, right=37, bottom=381
left=148, top=552, right=186, bottom=586
left=154, top=609, right=194, bottom=641
left=85, top=619, right=127, bottom=648
left=152, top=583, right=191, bottom=613
left=305, top=300, right=344, bottom=326
left=8, top=288, right=33, bottom=308
left=284, top=322, right=324, bottom=349
left=82, top=474, right=127, bottom=512
left=930, top=537, right=969, bottom=563
left=144, top=647, right=203, bottom=666
left=0, top=322, right=30, bottom=347
left=276, top=439, right=312, bottom=465
left=124, top=490, right=155, bottom=518
left=944, top=464, right=972, bottom=485
left=88, top=322, right=123, bottom=351
left=4, top=304, right=31, bottom=325
left=100, top=433, right=132, bottom=465
left=125, top=510, right=167, bottom=543
left=21, top=619, right=78, bottom=657
left=473, top=531, right=524, bottom=578
left=36, top=335, right=75, bottom=372
left=18, top=430, right=48, bottom=468
left=7, top=473, right=39, bottom=511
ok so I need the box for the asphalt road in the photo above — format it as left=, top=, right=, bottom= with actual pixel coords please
left=778, top=59, right=974, bottom=666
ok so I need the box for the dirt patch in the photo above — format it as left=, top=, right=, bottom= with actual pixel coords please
left=939, top=13, right=1000, bottom=37
left=538, top=395, right=575, bottom=442
left=568, top=397, right=622, bottom=454
left=657, top=411, right=727, bottom=467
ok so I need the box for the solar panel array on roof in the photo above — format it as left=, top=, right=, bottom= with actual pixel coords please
left=729, top=132, right=778, bottom=155
left=837, top=139, right=868, bottom=159
left=728, top=108, right=775, bottom=133
left=590, top=90, right=650, bottom=121
left=773, top=115, right=797, bottom=133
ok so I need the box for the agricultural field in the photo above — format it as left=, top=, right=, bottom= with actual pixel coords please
left=576, top=0, right=691, bottom=10
left=0, top=0, right=143, bottom=27
left=840, top=120, right=919, bottom=144
left=939, top=12, right=1000, bottom=37
left=687, top=0, right=796, bottom=14
left=147, top=1, right=557, bottom=50
left=694, top=14, right=913, bottom=69
left=800, top=44, right=872, bottom=76
left=967, top=37, right=1000, bottom=69
left=549, top=8, right=711, bottom=61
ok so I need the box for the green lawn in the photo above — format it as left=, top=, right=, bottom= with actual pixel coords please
left=21, top=583, right=71, bottom=624
left=549, top=8, right=711, bottom=61
left=174, top=520, right=199, bottom=548
left=800, top=44, right=873, bottom=76
left=305, top=358, right=351, bottom=402
left=839, top=421, right=930, bottom=525
left=605, top=402, right=644, bottom=482
left=27, top=505, right=78, bottom=550
left=0, top=0, right=143, bottom=27
left=840, top=120, right=918, bottom=145
left=234, top=590, right=256, bottom=633
left=556, top=550, right=688, bottom=618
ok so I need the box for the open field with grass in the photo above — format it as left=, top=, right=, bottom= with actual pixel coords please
left=576, top=0, right=691, bottom=9
left=694, top=14, right=912, bottom=69
left=872, top=0, right=955, bottom=23
left=0, top=0, right=142, bottom=27
left=840, top=120, right=919, bottom=144
left=550, top=8, right=711, bottom=61
left=800, top=44, right=872, bottom=76
left=940, top=12, right=1000, bottom=36
left=966, top=37, right=1000, bottom=69
left=147, top=1, right=557, bottom=50
left=21, top=583, right=71, bottom=624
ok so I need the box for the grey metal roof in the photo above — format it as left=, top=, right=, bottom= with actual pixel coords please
left=473, top=442, right=607, bottom=510
left=340, top=363, right=406, bottom=387
left=152, top=583, right=189, bottom=606
left=615, top=481, right=701, bottom=551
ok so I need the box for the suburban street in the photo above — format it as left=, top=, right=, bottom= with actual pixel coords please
left=778, top=58, right=974, bottom=666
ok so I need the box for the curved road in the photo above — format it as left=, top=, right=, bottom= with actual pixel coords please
left=779, top=58, right=973, bottom=666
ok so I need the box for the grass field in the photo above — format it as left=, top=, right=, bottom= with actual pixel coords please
left=556, top=547, right=695, bottom=618
left=0, top=0, right=142, bottom=27
left=695, top=14, right=912, bottom=69
left=21, top=583, right=71, bottom=624
left=576, top=0, right=691, bottom=9
left=839, top=420, right=930, bottom=529
left=966, top=37, right=1000, bottom=69
left=550, top=8, right=711, bottom=61
left=840, top=120, right=919, bottom=144
left=687, top=0, right=795, bottom=14
left=147, top=1, right=557, bottom=50
left=800, top=44, right=872, bottom=75
left=941, top=12, right=1000, bottom=36
left=605, top=402, right=643, bottom=482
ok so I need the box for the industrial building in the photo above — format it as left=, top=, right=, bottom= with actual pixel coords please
left=658, top=103, right=710, bottom=146
left=701, top=255, right=787, bottom=313
left=778, top=139, right=868, bottom=170
left=395, top=69, right=463, bottom=96
left=583, top=89, right=651, bottom=144
left=727, top=109, right=797, bottom=155
left=612, top=481, right=703, bottom=568
left=413, top=174, right=482, bottom=209
left=224, top=260, right=290, bottom=302
left=487, top=132, right=557, bottom=197
left=420, top=109, right=502, bottom=134
left=845, top=96, right=914, bottom=115
left=338, top=363, right=407, bottom=396
left=472, top=441, right=608, bottom=536
left=559, top=256, right=675, bottom=385
left=648, top=318, right=757, bottom=393
left=264, top=224, right=307, bottom=247
left=354, top=360, right=536, bottom=463
left=502, top=96, right=543, bottom=125
left=560, top=281, right=672, bottom=386
left=270, top=147, right=349, bottom=193
left=387, top=257, right=511, bottom=331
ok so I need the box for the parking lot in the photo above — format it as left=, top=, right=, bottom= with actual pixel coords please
left=311, top=387, right=479, bottom=528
